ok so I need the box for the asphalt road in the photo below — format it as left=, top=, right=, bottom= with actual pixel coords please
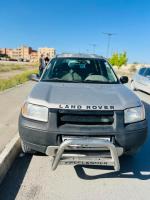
left=0, top=82, right=35, bottom=153
left=0, top=88, right=150, bottom=200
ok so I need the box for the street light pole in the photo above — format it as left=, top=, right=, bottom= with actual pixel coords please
left=103, top=32, right=116, bottom=58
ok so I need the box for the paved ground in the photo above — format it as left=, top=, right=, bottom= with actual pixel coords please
left=0, top=88, right=150, bottom=200
left=0, top=82, right=35, bottom=153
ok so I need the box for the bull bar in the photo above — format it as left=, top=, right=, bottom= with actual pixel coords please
left=46, top=138, right=123, bottom=171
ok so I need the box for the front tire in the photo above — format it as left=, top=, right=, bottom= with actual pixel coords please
left=21, top=140, right=35, bottom=154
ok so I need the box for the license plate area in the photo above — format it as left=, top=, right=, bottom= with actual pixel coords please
left=62, top=136, right=111, bottom=142
left=60, top=160, right=111, bottom=166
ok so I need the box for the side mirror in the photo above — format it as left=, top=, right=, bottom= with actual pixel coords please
left=30, top=74, right=39, bottom=82
left=120, top=76, right=128, bottom=84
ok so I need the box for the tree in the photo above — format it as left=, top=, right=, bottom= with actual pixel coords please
left=109, top=52, right=128, bottom=68
left=109, top=53, right=119, bottom=66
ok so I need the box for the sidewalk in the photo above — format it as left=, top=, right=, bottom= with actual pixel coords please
left=0, top=82, right=35, bottom=153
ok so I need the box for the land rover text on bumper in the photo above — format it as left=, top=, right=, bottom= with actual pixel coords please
left=19, top=54, right=147, bottom=171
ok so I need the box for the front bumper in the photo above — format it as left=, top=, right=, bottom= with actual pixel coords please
left=48, top=138, right=121, bottom=171
left=19, top=114, right=147, bottom=154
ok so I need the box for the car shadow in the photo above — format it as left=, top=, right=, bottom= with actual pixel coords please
left=0, top=153, right=32, bottom=200
left=74, top=100, right=150, bottom=180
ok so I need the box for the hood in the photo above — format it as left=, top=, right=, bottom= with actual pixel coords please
left=27, top=82, right=141, bottom=110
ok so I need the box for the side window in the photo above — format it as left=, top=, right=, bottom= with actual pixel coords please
left=143, top=68, right=150, bottom=77
left=138, top=68, right=146, bottom=76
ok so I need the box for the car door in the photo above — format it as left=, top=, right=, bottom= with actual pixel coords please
left=141, top=68, right=150, bottom=94
left=133, top=67, right=146, bottom=89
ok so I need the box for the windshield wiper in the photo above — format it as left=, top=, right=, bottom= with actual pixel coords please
left=83, top=80, right=108, bottom=83
left=41, top=78, right=82, bottom=83
left=42, top=78, right=67, bottom=82
left=83, top=80, right=117, bottom=84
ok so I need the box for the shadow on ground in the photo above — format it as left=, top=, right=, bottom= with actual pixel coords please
left=75, top=100, right=150, bottom=180
left=0, top=154, right=32, bottom=200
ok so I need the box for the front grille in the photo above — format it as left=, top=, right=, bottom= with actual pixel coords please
left=57, top=110, right=114, bottom=126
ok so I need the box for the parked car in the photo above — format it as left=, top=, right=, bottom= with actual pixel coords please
left=131, top=67, right=150, bottom=94
left=19, top=54, right=147, bottom=171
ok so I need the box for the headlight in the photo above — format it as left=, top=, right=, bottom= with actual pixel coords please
left=124, top=105, right=145, bottom=124
left=21, top=102, right=48, bottom=122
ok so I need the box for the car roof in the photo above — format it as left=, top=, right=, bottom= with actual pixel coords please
left=55, top=53, right=105, bottom=59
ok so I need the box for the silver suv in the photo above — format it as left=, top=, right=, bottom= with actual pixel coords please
left=19, top=54, right=147, bottom=171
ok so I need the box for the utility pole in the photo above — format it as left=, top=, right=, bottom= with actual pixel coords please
left=103, top=32, right=116, bottom=58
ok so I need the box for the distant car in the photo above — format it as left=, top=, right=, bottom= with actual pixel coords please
left=131, top=67, right=150, bottom=94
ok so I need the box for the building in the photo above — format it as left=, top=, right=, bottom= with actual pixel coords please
left=0, top=48, right=13, bottom=57
left=0, top=46, right=56, bottom=62
left=11, top=46, right=32, bottom=60
left=0, top=48, right=6, bottom=55
left=5, top=48, right=13, bottom=57
left=38, top=47, right=56, bottom=59
left=30, top=50, right=38, bottom=63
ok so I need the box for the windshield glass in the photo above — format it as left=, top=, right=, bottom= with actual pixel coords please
left=41, top=58, right=118, bottom=83
left=144, top=68, right=150, bottom=77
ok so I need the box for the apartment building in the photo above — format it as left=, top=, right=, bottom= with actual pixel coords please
left=0, top=46, right=56, bottom=62
left=30, top=51, right=38, bottom=62
left=0, top=48, right=6, bottom=55
left=0, top=48, right=13, bottom=57
left=38, top=47, right=56, bottom=58
left=0, top=46, right=33, bottom=60
left=11, top=46, right=32, bottom=60
left=6, top=49, right=13, bottom=57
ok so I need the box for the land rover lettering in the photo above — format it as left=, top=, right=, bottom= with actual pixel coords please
left=58, top=104, right=115, bottom=110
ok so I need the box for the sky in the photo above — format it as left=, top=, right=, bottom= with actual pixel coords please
left=0, top=0, right=150, bottom=63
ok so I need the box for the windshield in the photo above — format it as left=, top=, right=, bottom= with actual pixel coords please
left=144, top=68, right=150, bottom=77
left=41, top=58, right=118, bottom=83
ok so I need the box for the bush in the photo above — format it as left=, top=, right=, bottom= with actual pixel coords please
left=0, top=69, right=38, bottom=91
left=109, top=52, right=128, bottom=68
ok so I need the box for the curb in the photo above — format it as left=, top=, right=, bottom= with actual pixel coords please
left=0, top=134, right=21, bottom=184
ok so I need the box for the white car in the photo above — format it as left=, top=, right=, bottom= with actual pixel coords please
left=131, top=67, right=150, bottom=94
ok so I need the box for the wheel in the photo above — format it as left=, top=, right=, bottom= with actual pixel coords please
left=21, top=140, right=35, bottom=154
left=130, top=81, right=137, bottom=91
